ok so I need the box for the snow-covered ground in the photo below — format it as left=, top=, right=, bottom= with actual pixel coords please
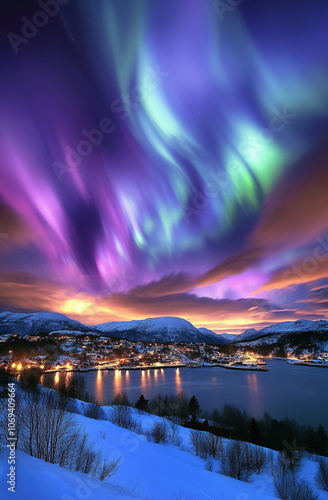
left=1, top=404, right=327, bottom=500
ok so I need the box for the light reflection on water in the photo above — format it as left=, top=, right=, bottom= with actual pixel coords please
left=247, top=373, right=260, bottom=417
left=90, top=367, right=182, bottom=402
left=41, top=361, right=328, bottom=428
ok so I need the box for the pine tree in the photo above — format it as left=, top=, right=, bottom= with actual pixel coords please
left=135, top=394, right=149, bottom=412
left=249, top=417, right=261, bottom=445
left=189, top=395, right=201, bottom=421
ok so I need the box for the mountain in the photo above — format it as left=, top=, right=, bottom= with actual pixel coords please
left=197, top=327, right=230, bottom=345
left=4, top=312, right=327, bottom=347
left=0, top=311, right=89, bottom=336
left=234, top=319, right=328, bottom=343
left=220, top=332, right=238, bottom=342
left=96, top=317, right=223, bottom=344
left=0, top=312, right=223, bottom=345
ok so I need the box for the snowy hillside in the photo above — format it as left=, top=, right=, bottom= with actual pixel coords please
left=0, top=312, right=222, bottom=345
left=0, top=311, right=88, bottom=336
left=198, top=327, right=230, bottom=345
left=1, top=404, right=327, bottom=500
left=220, top=333, right=238, bottom=342
left=96, top=316, right=224, bottom=344
left=235, top=320, right=328, bottom=343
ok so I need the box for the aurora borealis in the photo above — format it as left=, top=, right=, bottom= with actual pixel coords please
left=1, top=0, right=328, bottom=333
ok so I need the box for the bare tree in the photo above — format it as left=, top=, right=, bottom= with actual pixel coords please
left=149, top=421, right=169, bottom=444
left=315, top=457, right=328, bottom=492
left=111, top=392, right=130, bottom=406
left=274, top=450, right=303, bottom=477
left=169, top=420, right=182, bottom=446
left=220, top=441, right=254, bottom=482
left=190, top=430, right=208, bottom=459
left=274, top=472, right=319, bottom=500
left=99, top=457, right=122, bottom=481
left=205, top=433, right=222, bottom=459
left=251, top=446, right=269, bottom=474
left=83, top=402, right=106, bottom=420
left=18, top=390, right=120, bottom=481
left=109, top=404, right=136, bottom=430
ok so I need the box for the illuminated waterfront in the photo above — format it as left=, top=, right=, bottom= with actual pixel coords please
left=44, top=360, right=328, bottom=428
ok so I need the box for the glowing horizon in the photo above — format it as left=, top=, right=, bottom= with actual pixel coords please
left=1, top=0, right=328, bottom=335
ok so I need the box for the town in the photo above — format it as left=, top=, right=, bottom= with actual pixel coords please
left=0, top=331, right=327, bottom=374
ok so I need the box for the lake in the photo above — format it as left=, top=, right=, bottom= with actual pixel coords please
left=44, top=360, right=328, bottom=428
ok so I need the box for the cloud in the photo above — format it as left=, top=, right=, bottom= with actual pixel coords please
left=254, top=244, right=328, bottom=292
left=129, top=273, right=197, bottom=298
left=195, top=150, right=328, bottom=291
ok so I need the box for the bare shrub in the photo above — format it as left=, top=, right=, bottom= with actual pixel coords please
left=21, top=391, right=80, bottom=464
left=83, top=402, right=106, bottom=420
left=149, top=421, right=169, bottom=444
left=17, top=390, right=120, bottom=481
left=251, top=445, right=269, bottom=474
left=274, top=472, right=319, bottom=500
left=70, top=430, right=120, bottom=480
left=274, top=450, right=303, bottom=476
left=169, top=420, right=181, bottom=446
left=205, top=457, right=214, bottom=471
left=190, top=430, right=208, bottom=459
left=99, top=457, right=122, bottom=481
left=315, top=457, right=328, bottom=491
left=72, top=431, right=101, bottom=474
left=109, top=405, right=136, bottom=430
left=220, top=441, right=254, bottom=482
left=205, top=433, right=222, bottom=459
left=268, top=449, right=276, bottom=475
left=61, top=374, right=87, bottom=400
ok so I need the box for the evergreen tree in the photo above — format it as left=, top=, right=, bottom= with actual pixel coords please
left=112, top=392, right=130, bottom=406
left=312, top=424, right=328, bottom=456
left=135, top=394, right=149, bottom=412
left=189, top=395, right=201, bottom=421
left=249, top=417, right=261, bottom=444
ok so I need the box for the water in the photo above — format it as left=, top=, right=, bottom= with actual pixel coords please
left=44, top=360, right=328, bottom=428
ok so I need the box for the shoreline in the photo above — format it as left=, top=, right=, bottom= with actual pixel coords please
left=15, top=357, right=328, bottom=376
left=42, top=361, right=270, bottom=375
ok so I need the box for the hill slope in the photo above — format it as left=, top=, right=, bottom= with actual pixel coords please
left=0, top=408, right=280, bottom=500
left=235, top=319, right=328, bottom=343
left=0, top=312, right=222, bottom=345
left=96, top=316, right=223, bottom=344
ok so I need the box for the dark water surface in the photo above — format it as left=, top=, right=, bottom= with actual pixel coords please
left=45, top=360, right=328, bottom=427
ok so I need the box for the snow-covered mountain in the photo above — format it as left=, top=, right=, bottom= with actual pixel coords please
left=96, top=317, right=224, bottom=344
left=234, top=319, right=328, bottom=343
left=197, top=327, right=230, bottom=345
left=0, top=312, right=223, bottom=344
left=0, top=311, right=89, bottom=336
left=3, top=312, right=327, bottom=346
left=220, top=332, right=238, bottom=342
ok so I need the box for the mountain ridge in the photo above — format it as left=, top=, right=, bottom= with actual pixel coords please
left=0, top=312, right=224, bottom=345
left=1, top=312, right=328, bottom=345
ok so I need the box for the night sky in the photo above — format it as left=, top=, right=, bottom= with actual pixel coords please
left=1, top=0, right=328, bottom=333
